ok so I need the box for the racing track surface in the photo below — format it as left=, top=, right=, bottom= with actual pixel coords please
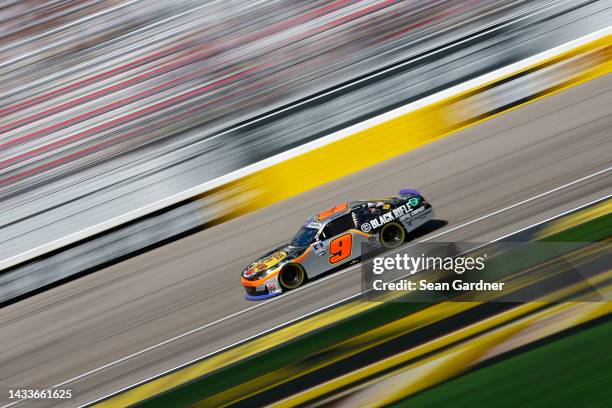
left=1, top=74, right=611, bottom=407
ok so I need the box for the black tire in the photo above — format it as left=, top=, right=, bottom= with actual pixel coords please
left=379, top=222, right=406, bottom=249
left=279, top=263, right=306, bottom=290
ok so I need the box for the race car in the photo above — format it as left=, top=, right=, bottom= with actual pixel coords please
left=241, top=189, right=434, bottom=300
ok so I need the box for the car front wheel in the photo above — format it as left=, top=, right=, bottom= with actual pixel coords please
left=279, top=263, right=306, bottom=290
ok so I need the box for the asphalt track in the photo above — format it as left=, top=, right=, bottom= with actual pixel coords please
left=1, top=74, right=611, bottom=408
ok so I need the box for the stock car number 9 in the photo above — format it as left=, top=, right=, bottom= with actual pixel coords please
left=329, top=233, right=352, bottom=264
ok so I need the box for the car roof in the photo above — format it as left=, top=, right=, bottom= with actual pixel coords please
left=315, top=202, right=349, bottom=221
left=310, top=200, right=385, bottom=224
left=305, top=192, right=420, bottom=226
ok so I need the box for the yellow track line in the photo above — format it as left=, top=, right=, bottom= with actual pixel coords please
left=93, top=300, right=383, bottom=408
left=362, top=300, right=612, bottom=408
left=201, top=245, right=609, bottom=407
left=197, top=302, right=479, bottom=408
left=271, top=271, right=612, bottom=407
left=271, top=302, right=544, bottom=408
left=535, top=198, right=611, bottom=239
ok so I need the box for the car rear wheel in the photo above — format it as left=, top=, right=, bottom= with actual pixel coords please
left=279, top=264, right=306, bottom=290
left=380, top=222, right=406, bottom=249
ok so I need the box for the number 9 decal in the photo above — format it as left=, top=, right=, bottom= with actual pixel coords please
left=329, top=233, right=352, bottom=264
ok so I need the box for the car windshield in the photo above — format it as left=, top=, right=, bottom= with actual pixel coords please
left=290, top=226, right=318, bottom=247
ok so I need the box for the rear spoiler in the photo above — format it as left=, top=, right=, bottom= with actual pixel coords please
left=398, top=189, right=421, bottom=197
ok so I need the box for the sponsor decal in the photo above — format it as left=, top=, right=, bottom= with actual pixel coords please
left=370, top=212, right=394, bottom=229
left=308, top=222, right=323, bottom=229
left=399, top=206, right=425, bottom=221
left=314, top=242, right=325, bottom=256
left=266, top=280, right=282, bottom=294
left=367, top=200, right=423, bottom=230
left=246, top=251, right=287, bottom=275
left=360, top=222, right=372, bottom=233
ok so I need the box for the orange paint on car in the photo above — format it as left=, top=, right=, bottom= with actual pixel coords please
left=317, top=202, right=348, bottom=220
left=350, top=229, right=373, bottom=238
left=293, top=246, right=312, bottom=263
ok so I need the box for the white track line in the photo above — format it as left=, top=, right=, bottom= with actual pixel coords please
left=6, top=167, right=608, bottom=408
left=422, top=167, right=611, bottom=240
left=2, top=23, right=609, bottom=271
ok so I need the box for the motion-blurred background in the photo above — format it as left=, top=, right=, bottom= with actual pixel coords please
left=0, top=1, right=610, bottom=407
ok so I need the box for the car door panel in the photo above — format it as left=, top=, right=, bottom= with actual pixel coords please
left=300, top=229, right=373, bottom=279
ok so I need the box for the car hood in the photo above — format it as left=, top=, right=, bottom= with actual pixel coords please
left=243, top=244, right=309, bottom=276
